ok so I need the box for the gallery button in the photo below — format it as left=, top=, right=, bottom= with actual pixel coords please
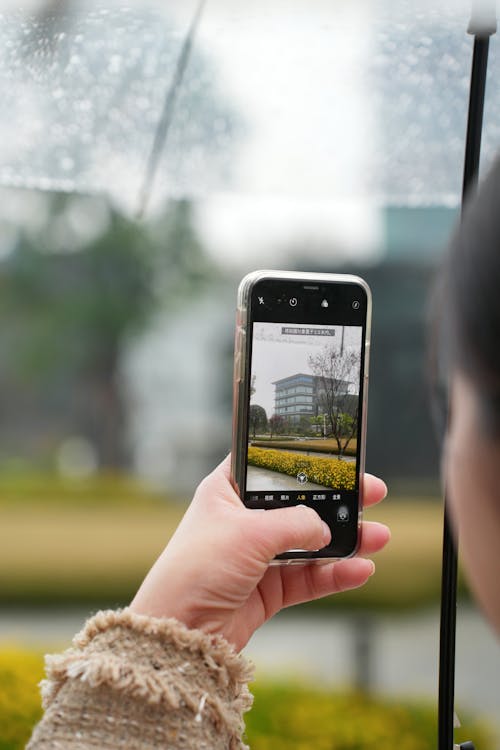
left=337, top=506, right=349, bottom=522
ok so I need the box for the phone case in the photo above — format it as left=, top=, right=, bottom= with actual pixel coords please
left=231, top=270, right=372, bottom=565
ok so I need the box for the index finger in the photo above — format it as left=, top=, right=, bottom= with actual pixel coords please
left=362, top=473, right=388, bottom=507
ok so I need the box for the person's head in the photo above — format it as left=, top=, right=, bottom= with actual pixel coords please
left=441, top=158, right=500, bottom=634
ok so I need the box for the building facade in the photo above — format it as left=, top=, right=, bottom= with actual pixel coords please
left=273, top=373, right=350, bottom=423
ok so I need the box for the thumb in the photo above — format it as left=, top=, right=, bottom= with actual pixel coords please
left=247, top=505, right=331, bottom=561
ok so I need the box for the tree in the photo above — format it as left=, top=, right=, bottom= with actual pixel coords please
left=1, top=0, right=239, bottom=471
left=249, top=405, right=268, bottom=439
left=279, top=417, right=292, bottom=437
left=250, top=374, right=256, bottom=398
left=308, top=345, right=360, bottom=458
left=0, top=196, right=215, bottom=468
left=309, top=415, right=325, bottom=436
left=298, top=416, right=313, bottom=436
left=269, top=414, right=284, bottom=439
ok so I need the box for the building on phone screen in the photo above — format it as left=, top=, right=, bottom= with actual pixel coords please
left=272, top=373, right=355, bottom=424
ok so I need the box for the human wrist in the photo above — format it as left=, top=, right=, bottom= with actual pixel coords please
left=33, top=608, right=254, bottom=750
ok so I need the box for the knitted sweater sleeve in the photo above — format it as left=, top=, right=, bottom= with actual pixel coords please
left=26, top=609, right=254, bottom=750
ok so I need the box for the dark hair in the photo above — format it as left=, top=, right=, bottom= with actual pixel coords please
left=442, top=157, right=500, bottom=432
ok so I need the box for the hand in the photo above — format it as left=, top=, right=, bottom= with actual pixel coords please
left=130, top=456, right=390, bottom=651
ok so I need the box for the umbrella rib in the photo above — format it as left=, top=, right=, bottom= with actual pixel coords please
left=137, top=0, right=207, bottom=218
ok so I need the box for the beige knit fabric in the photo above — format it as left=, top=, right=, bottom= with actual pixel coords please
left=26, top=608, right=254, bottom=750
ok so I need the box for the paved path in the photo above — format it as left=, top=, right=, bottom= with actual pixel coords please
left=247, top=465, right=329, bottom=491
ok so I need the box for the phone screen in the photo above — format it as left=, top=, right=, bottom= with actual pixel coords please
left=243, top=277, right=369, bottom=559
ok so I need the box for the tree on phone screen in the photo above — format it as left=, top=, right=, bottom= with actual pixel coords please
left=308, top=345, right=359, bottom=458
left=249, top=404, right=268, bottom=439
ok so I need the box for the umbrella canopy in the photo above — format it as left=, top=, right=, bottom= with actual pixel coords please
left=1, top=0, right=499, bottom=216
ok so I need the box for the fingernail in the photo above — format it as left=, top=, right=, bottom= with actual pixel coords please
left=368, top=560, right=376, bottom=576
left=322, top=522, right=332, bottom=546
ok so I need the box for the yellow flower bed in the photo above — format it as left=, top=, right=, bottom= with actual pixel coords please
left=0, top=647, right=492, bottom=750
left=248, top=446, right=356, bottom=490
left=0, top=647, right=43, bottom=750
left=246, top=682, right=493, bottom=750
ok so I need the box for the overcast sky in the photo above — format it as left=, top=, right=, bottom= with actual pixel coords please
left=251, top=321, right=362, bottom=416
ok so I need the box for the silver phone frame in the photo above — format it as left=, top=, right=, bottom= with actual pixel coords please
left=230, top=269, right=372, bottom=565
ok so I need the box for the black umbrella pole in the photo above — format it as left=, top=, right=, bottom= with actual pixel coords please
left=462, top=35, right=490, bottom=200
left=438, top=13, right=494, bottom=750
left=438, top=506, right=459, bottom=750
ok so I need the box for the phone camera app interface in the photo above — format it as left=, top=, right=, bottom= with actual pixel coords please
left=246, top=320, right=363, bottom=504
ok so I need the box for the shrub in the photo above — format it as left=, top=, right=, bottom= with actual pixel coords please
left=248, top=446, right=356, bottom=490
left=0, top=648, right=43, bottom=750
left=246, top=682, right=493, bottom=750
left=0, top=649, right=492, bottom=750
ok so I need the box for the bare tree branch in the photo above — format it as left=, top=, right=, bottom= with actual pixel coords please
left=308, top=344, right=360, bottom=457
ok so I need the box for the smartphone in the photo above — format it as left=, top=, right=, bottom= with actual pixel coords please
left=231, top=270, right=371, bottom=563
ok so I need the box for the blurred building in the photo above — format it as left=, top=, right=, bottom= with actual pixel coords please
left=384, top=205, right=458, bottom=261
left=123, top=284, right=235, bottom=492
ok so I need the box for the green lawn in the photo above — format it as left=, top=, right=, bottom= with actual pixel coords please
left=0, top=472, right=463, bottom=610
left=252, top=438, right=357, bottom=457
